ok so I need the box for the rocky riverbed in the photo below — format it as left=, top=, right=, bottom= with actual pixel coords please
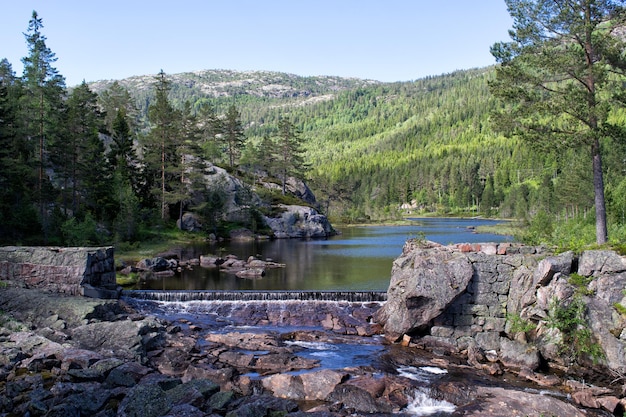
left=0, top=285, right=619, bottom=416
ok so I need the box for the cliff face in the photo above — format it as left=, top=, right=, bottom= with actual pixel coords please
left=375, top=240, right=626, bottom=375
left=199, top=163, right=335, bottom=238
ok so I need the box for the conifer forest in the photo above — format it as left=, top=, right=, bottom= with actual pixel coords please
left=3, top=4, right=626, bottom=251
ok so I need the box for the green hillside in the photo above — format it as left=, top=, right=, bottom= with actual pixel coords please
left=90, top=68, right=597, bottom=225
left=6, top=6, right=626, bottom=250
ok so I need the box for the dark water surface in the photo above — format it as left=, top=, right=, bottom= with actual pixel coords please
left=137, top=217, right=512, bottom=291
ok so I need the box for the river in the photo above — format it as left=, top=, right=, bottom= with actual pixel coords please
left=125, top=220, right=578, bottom=416
left=136, top=217, right=512, bottom=291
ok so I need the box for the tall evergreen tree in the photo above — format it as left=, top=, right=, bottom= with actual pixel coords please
left=222, top=104, right=245, bottom=168
left=490, top=0, right=626, bottom=244
left=108, top=108, right=141, bottom=241
left=59, top=81, right=103, bottom=216
left=109, top=108, right=139, bottom=191
left=275, top=118, right=307, bottom=195
left=142, top=70, right=181, bottom=220
left=0, top=59, right=39, bottom=241
left=20, top=10, right=66, bottom=226
left=99, top=81, right=138, bottom=135
left=174, top=100, right=203, bottom=228
left=81, top=132, right=113, bottom=221
left=196, top=101, right=223, bottom=162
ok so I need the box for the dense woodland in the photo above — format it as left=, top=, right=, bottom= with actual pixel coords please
left=2, top=7, right=626, bottom=250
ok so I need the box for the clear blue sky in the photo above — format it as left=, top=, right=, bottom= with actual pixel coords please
left=1, top=1, right=513, bottom=86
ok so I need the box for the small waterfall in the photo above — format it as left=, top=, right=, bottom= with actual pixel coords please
left=123, top=290, right=388, bottom=303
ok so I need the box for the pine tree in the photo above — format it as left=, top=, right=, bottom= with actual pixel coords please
left=107, top=108, right=141, bottom=241
left=0, top=59, right=39, bottom=241
left=98, top=81, right=138, bottom=135
left=109, top=108, right=139, bottom=191
left=490, top=0, right=626, bottom=244
left=275, top=118, right=307, bottom=195
left=222, top=104, right=245, bottom=168
left=20, top=11, right=66, bottom=226
left=59, top=81, right=103, bottom=216
left=481, top=176, right=495, bottom=216
left=197, top=101, right=222, bottom=161
left=174, top=101, right=204, bottom=228
left=142, top=70, right=181, bottom=220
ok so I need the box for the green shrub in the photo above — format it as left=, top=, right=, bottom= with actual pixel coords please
left=116, top=272, right=140, bottom=287
left=507, top=313, right=536, bottom=334
left=547, top=296, right=604, bottom=363
left=61, top=213, right=100, bottom=246
left=519, top=210, right=554, bottom=245
left=568, top=273, right=595, bottom=296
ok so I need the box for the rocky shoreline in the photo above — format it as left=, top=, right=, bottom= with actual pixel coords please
left=0, top=284, right=619, bottom=416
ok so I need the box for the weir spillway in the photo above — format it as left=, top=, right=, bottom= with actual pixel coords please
left=122, top=290, right=386, bottom=334
left=123, top=290, right=388, bottom=303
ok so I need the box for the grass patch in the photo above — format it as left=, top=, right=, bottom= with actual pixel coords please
left=614, top=303, right=626, bottom=316
left=116, top=272, right=141, bottom=287
left=115, top=224, right=207, bottom=265
left=474, top=220, right=523, bottom=237
left=0, top=311, right=25, bottom=332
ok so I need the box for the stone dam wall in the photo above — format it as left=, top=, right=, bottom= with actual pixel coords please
left=375, top=240, right=626, bottom=375
left=431, top=243, right=543, bottom=351
left=0, top=246, right=118, bottom=298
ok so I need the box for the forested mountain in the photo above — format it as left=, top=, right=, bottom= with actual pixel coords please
left=5, top=8, right=626, bottom=250
left=88, top=67, right=622, bottom=227
left=7, top=6, right=626, bottom=247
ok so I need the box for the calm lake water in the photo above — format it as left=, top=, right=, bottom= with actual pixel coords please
left=137, top=217, right=512, bottom=292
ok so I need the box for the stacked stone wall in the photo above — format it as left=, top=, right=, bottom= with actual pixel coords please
left=376, top=240, right=626, bottom=375
left=0, top=246, right=117, bottom=297
left=431, top=244, right=542, bottom=351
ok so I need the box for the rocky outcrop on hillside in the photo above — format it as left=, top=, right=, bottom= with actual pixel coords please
left=264, top=205, right=335, bottom=239
left=195, top=163, right=335, bottom=239
left=375, top=240, right=626, bottom=414
left=89, top=69, right=380, bottom=99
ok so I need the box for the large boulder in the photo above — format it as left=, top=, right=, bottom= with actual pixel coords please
left=262, top=369, right=347, bottom=401
left=452, top=385, right=588, bottom=417
left=200, top=163, right=263, bottom=224
left=374, top=240, right=474, bottom=341
left=176, top=212, right=202, bottom=232
left=286, top=177, right=317, bottom=205
left=263, top=205, right=334, bottom=238
left=70, top=316, right=165, bottom=361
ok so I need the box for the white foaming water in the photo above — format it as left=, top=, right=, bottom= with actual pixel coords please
left=419, top=366, right=448, bottom=375
left=285, top=340, right=339, bottom=350
left=285, top=341, right=341, bottom=359
left=397, top=366, right=454, bottom=415
left=397, top=366, right=448, bottom=383
left=404, top=389, right=456, bottom=416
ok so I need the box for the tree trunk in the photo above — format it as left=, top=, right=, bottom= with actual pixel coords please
left=592, top=138, right=608, bottom=244
left=161, top=138, right=166, bottom=220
